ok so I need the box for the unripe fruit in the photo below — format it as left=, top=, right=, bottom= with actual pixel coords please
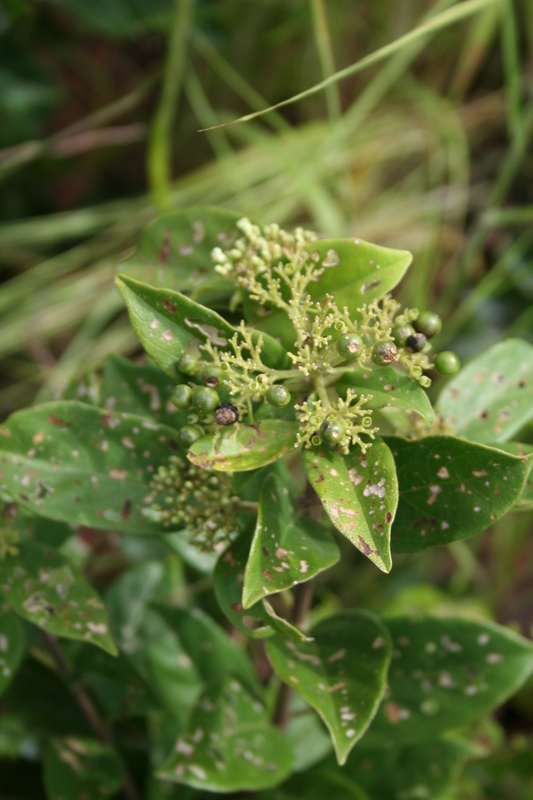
left=372, top=341, right=397, bottom=366
left=202, top=367, right=225, bottom=389
left=434, top=351, right=460, bottom=376
left=193, top=387, right=220, bottom=414
left=266, top=385, right=291, bottom=407
left=215, top=403, right=239, bottom=425
left=171, top=384, right=193, bottom=409
left=179, top=425, right=204, bottom=447
left=405, top=333, right=427, bottom=353
left=320, top=420, right=344, bottom=444
left=393, top=324, right=415, bottom=347
left=337, top=334, right=363, bottom=361
left=178, top=353, right=199, bottom=376
left=415, top=311, right=442, bottom=339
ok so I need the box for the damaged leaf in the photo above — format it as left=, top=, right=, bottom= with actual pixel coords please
left=188, top=421, right=299, bottom=472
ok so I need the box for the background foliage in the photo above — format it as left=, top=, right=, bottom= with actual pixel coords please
left=1, top=0, right=533, bottom=798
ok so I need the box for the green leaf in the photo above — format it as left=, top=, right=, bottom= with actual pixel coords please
left=0, top=612, right=25, bottom=698
left=337, top=365, right=434, bottom=425
left=436, top=338, right=533, bottom=444
left=493, top=442, right=533, bottom=510
left=0, top=541, right=116, bottom=654
left=100, top=353, right=187, bottom=427
left=308, top=238, right=413, bottom=309
left=303, top=437, right=398, bottom=573
left=118, top=206, right=241, bottom=294
left=43, top=738, right=124, bottom=800
left=255, top=239, right=412, bottom=345
left=365, top=616, right=533, bottom=747
left=266, top=610, right=392, bottom=764
left=154, top=605, right=258, bottom=692
left=337, top=738, right=469, bottom=799
left=386, top=436, right=529, bottom=553
left=188, top=421, right=299, bottom=472
left=157, top=678, right=294, bottom=792
left=243, top=474, right=339, bottom=608
left=0, top=401, right=180, bottom=534
left=214, top=532, right=274, bottom=639
left=116, top=274, right=289, bottom=379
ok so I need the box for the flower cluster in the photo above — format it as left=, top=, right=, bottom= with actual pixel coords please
left=146, top=455, right=237, bottom=551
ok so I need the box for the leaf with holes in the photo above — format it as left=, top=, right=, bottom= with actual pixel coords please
left=0, top=612, right=25, bottom=698
left=214, top=532, right=274, bottom=639
left=266, top=611, right=392, bottom=764
left=43, top=738, right=124, bottom=800
left=0, top=401, right=181, bottom=534
left=337, top=365, right=434, bottom=425
left=243, top=474, right=339, bottom=608
left=118, top=206, right=241, bottom=296
left=0, top=541, right=116, bottom=654
left=157, top=679, right=294, bottom=791
left=303, top=438, right=398, bottom=572
left=100, top=354, right=188, bottom=427
left=364, top=616, right=533, bottom=747
left=188, top=421, right=298, bottom=472
left=386, top=436, right=529, bottom=553
left=116, top=274, right=289, bottom=380
left=436, top=338, right=533, bottom=444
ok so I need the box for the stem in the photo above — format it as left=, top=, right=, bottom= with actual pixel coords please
left=273, top=581, right=314, bottom=728
left=314, top=376, right=332, bottom=409
left=42, top=633, right=140, bottom=800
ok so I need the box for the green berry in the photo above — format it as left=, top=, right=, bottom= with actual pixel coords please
left=405, top=333, right=427, bottom=353
left=434, top=351, right=460, bottom=376
left=202, top=367, right=225, bottom=389
left=372, top=341, right=397, bottom=366
left=393, top=324, right=415, bottom=347
left=179, top=425, right=204, bottom=447
left=193, top=387, right=220, bottom=414
left=266, top=385, right=291, bottom=407
left=170, top=384, right=193, bottom=409
left=178, top=353, right=199, bottom=376
left=337, top=334, right=363, bottom=361
left=320, top=420, right=345, bottom=444
left=415, top=311, right=442, bottom=339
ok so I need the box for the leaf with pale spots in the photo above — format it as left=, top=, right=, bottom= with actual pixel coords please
left=214, top=532, right=274, bottom=639
left=0, top=612, right=25, bottom=698
left=0, top=401, right=180, bottom=534
left=43, top=738, right=124, bottom=800
left=266, top=610, right=392, bottom=765
left=386, top=436, right=529, bottom=553
left=116, top=274, right=289, bottom=380
left=0, top=541, right=116, bottom=654
left=254, top=239, right=412, bottom=346
left=436, top=338, right=533, bottom=444
left=337, top=365, right=434, bottom=425
left=101, top=354, right=189, bottom=427
left=118, top=206, right=242, bottom=297
left=303, top=437, right=398, bottom=573
left=332, top=738, right=470, bottom=799
left=364, top=616, right=533, bottom=747
left=308, top=239, right=413, bottom=310
left=243, top=474, right=339, bottom=608
left=496, top=442, right=533, bottom=510
left=188, top=421, right=299, bottom=472
left=157, top=679, right=294, bottom=792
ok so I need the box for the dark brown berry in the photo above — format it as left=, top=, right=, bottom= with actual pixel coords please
left=405, top=333, right=427, bottom=353
left=214, top=403, right=239, bottom=425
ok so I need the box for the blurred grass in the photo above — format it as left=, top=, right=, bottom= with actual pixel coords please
left=0, top=0, right=531, bottom=412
